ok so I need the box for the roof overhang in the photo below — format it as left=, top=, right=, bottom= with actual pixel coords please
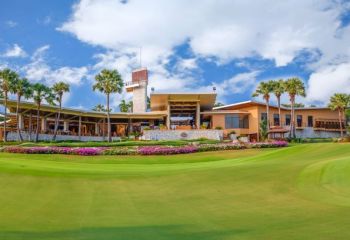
left=150, top=93, right=217, bottom=111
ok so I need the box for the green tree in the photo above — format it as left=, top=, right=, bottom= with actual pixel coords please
left=214, top=102, right=225, bottom=108
left=32, top=83, right=55, bottom=142
left=259, top=119, right=268, bottom=141
left=284, top=78, right=306, bottom=138
left=93, top=69, right=124, bottom=142
left=52, top=82, right=70, bottom=141
left=252, top=81, right=274, bottom=131
left=328, top=93, right=350, bottom=138
left=119, top=99, right=129, bottom=113
left=92, top=104, right=108, bottom=112
left=271, top=79, right=285, bottom=126
left=0, top=68, right=19, bottom=142
left=10, top=77, right=33, bottom=141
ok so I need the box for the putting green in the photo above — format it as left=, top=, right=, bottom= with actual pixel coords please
left=0, top=143, right=349, bottom=240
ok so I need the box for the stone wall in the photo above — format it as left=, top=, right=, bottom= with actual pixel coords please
left=295, top=127, right=341, bottom=138
left=143, top=130, right=224, bottom=140
left=6, top=131, right=121, bottom=142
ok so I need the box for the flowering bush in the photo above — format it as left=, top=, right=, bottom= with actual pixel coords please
left=248, top=141, right=288, bottom=148
left=103, top=147, right=137, bottom=155
left=1, top=141, right=287, bottom=156
left=2, top=146, right=106, bottom=156
left=138, top=146, right=198, bottom=155
left=198, top=143, right=244, bottom=152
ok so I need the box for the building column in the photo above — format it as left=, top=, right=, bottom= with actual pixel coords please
left=102, top=118, right=106, bottom=140
left=63, top=120, right=69, bottom=131
left=196, top=101, right=200, bottom=129
left=41, top=118, right=47, bottom=132
left=78, top=116, right=81, bottom=140
left=95, top=122, right=99, bottom=135
left=166, top=103, right=171, bottom=130
left=18, top=113, right=24, bottom=130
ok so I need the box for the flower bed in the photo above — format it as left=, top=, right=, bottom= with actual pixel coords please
left=138, top=146, right=198, bottom=155
left=2, top=146, right=105, bottom=156
left=1, top=141, right=288, bottom=156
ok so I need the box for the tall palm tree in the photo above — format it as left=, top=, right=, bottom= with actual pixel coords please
left=284, top=77, right=306, bottom=138
left=93, top=69, right=124, bottom=142
left=52, top=82, right=70, bottom=141
left=328, top=93, right=350, bottom=138
left=92, top=104, right=107, bottom=112
left=10, top=77, right=33, bottom=141
left=0, top=68, right=18, bottom=142
left=32, top=83, right=54, bottom=142
left=252, top=81, right=274, bottom=131
left=119, top=99, right=129, bottom=113
left=271, top=79, right=285, bottom=126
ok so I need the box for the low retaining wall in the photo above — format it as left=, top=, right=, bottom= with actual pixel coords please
left=6, top=131, right=121, bottom=142
left=143, top=130, right=224, bottom=140
left=296, top=128, right=341, bottom=138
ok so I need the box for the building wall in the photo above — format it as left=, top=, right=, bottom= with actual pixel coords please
left=133, top=81, right=148, bottom=113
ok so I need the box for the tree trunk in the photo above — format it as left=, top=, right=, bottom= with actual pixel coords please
left=16, top=94, right=23, bottom=142
left=35, top=104, right=40, bottom=142
left=107, top=94, right=111, bottom=142
left=339, top=108, right=343, bottom=138
left=265, top=97, right=270, bottom=139
left=290, top=97, right=296, bottom=138
left=52, top=97, right=62, bottom=141
left=3, top=93, right=7, bottom=142
left=29, top=112, right=32, bottom=141
left=277, top=96, right=281, bottom=126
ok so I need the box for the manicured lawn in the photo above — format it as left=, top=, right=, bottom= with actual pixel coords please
left=0, top=143, right=349, bottom=239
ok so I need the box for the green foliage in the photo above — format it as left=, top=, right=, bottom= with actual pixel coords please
left=281, top=103, right=305, bottom=108
left=259, top=119, right=268, bottom=141
left=92, top=104, right=109, bottom=112
left=119, top=99, right=133, bottom=112
left=284, top=77, right=306, bottom=99
left=215, top=126, right=223, bottom=130
left=32, top=83, right=55, bottom=106
left=93, top=69, right=124, bottom=95
left=214, top=102, right=225, bottom=107
left=252, top=81, right=274, bottom=101
left=52, top=82, right=70, bottom=105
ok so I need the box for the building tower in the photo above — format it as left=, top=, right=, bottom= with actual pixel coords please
left=125, top=68, right=148, bottom=113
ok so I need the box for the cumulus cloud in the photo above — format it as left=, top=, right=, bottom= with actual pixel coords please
left=307, top=62, right=350, bottom=103
left=59, top=0, right=350, bottom=103
left=2, top=44, right=27, bottom=58
left=23, top=45, right=88, bottom=86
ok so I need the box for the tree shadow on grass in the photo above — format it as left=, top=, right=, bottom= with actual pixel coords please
left=0, top=225, right=250, bottom=240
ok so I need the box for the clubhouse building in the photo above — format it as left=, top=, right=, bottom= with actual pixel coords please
left=0, top=69, right=346, bottom=141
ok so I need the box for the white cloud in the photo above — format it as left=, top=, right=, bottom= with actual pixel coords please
left=2, top=44, right=27, bottom=58
left=5, top=20, right=17, bottom=28
left=59, top=0, right=350, bottom=103
left=23, top=45, right=89, bottom=86
left=307, top=62, right=350, bottom=103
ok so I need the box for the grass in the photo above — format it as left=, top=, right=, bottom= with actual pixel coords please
left=0, top=143, right=349, bottom=239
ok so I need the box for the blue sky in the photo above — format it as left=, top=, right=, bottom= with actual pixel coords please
left=1, top=0, right=350, bottom=111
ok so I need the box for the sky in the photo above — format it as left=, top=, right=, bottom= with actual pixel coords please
left=1, top=0, right=350, bottom=111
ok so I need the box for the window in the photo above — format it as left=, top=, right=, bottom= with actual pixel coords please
left=273, top=114, right=280, bottom=126
left=297, top=115, right=303, bottom=127
left=225, top=114, right=249, bottom=129
left=285, top=114, right=291, bottom=126
left=225, top=114, right=239, bottom=129
left=307, top=116, right=313, bottom=127
left=261, top=112, right=267, bottom=121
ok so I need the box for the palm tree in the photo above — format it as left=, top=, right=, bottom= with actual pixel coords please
left=93, top=69, right=124, bottom=142
left=328, top=93, right=350, bottom=138
left=52, top=82, right=70, bottom=141
left=32, top=83, right=54, bottom=142
left=0, top=68, right=18, bottom=142
left=92, top=104, right=108, bottom=112
left=252, top=81, right=274, bottom=131
left=271, top=79, right=285, bottom=126
left=284, top=77, right=306, bottom=138
left=119, top=99, right=129, bottom=113
left=10, top=77, right=33, bottom=141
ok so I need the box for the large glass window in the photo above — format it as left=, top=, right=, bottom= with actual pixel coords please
left=261, top=112, right=267, bottom=121
left=307, top=116, right=313, bottom=127
left=273, top=114, right=280, bottom=126
left=225, top=114, right=249, bottom=129
left=297, top=115, right=303, bottom=127
left=285, top=114, right=291, bottom=126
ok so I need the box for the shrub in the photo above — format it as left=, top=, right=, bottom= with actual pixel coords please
left=228, top=130, right=236, bottom=135
left=215, top=126, right=223, bottom=130
left=198, top=143, right=244, bottom=152
left=103, top=147, right=137, bottom=155
left=138, top=146, right=198, bottom=155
